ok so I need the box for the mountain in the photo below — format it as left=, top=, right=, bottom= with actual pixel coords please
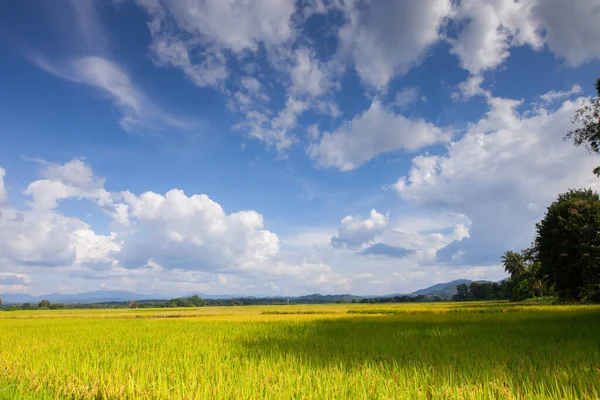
left=1, top=280, right=501, bottom=305
left=410, top=279, right=473, bottom=297
left=295, top=293, right=363, bottom=302
left=0, top=290, right=157, bottom=304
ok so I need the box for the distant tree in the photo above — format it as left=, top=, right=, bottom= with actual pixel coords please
left=565, top=78, right=600, bottom=176
left=502, top=251, right=526, bottom=278
left=469, top=282, right=494, bottom=300
left=38, top=299, right=50, bottom=309
left=453, top=283, right=470, bottom=301
left=535, top=188, right=600, bottom=301
left=188, top=295, right=207, bottom=307
left=0, top=297, right=2, bottom=306
left=128, top=301, right=139, bottom=309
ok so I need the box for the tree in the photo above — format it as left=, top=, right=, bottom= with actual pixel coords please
left=565, top=78, right=600, bottom=175
left=501, top=251, right=526, bottom=278
left=0, top=297, right=2, bottom=306
left=453, top=283, right=470, bottom=301
left=128, top=301, right=139, bottom=309
left=38, top=299, right=50, bottom=308
left=535, top=189, right=600, bottom=301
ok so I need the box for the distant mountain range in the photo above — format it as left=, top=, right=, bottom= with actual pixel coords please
left=0, top=279, right=493, bottom=304
left=0, top=290, right=159, bottom=304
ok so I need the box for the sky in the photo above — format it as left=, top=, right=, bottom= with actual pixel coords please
left=1, top=0, right=600, bottom=297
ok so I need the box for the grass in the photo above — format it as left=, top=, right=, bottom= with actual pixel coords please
left=0, top=302, right=599, bottom=399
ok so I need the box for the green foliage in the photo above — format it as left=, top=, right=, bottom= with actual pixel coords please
left=452, top=282, right=509, bottom=301
left=565, top=78, right=600, bottom=176
left=501, top=248, right=549, bottom=302
left=454, top=283, right=470, bottom=300
left=38, top=299, right=50, bottom=309
left=535, top=188, right=600, bottom=301
left=501, top=251, right=526, bottom=277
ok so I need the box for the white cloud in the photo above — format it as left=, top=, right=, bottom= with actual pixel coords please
left=454, top=75, right=488, bottom=100
left=0, top=168, right=7, bottom=206
left=391, top=94, right=600, bottom=264
left=449, top=0, right=541, bottom=74
left=240, top=77, right=262, bottom=93
left=532, top=0, right=600, bottom=66
left=0, top=273, right=32, bottom=294
left=141, top=0, right=296, bottom=53
left=32, top=55, right=192, bottom=132
left=394, top=87, right=422, bottom=109
left=0, top=162, right=122, bottom=269
left=0, top=160, right=354, bottom=295
left=0, top=196, right=120, bottom=269
left=118, top=189, right=280, bottom=271
left=331, top=209, right=388, bottom=249
left=147, top=30, right=229, bottom=88
left=308, top=101, right=448, bottom=171
left=22, top=159, right=127, bottom=225
left=449, top=0, right=600, bottom=74
left=339, top=0, right=451, bottom=89
left=538, top=84, right=583, bottom=104
left=290, top=48, right=332, bottom=97
left=136, top=0, right=296, bottom=88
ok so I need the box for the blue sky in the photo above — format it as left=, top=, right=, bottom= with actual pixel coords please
left=1, top=0, right=600, bottom=296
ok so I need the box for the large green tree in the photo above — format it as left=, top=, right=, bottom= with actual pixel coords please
left=565, top=78, right=600, bottom=175
left=535, top=189, right=600, bottom=301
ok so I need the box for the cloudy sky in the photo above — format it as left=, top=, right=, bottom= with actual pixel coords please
left=1, top=0, right=600, bottom=297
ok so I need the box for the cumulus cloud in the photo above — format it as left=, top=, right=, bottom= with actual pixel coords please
left=308, top=101, right=448, bottom=171
left=0, top=160, right=354, bottom=295
left=0, top=162, right=123, bottom=269
left=532, top=0, right=600, bottom=66
left=449, top=0, right=600, bottom=74
left=449, top=0, right=541, bottom=74
left=0, top=197, right=120, bottom=269
left=290, top=47, right=333, bottom=98
left=331, top=209, right=388, bottom=249
left=338, top=0, right=451, bottom=89
left=118, top=189, right=279, bottom=271
left=391, top=94, right=600, bottom=264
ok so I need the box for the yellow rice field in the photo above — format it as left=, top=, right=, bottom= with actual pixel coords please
left=0, top=302, right=599, bottom=399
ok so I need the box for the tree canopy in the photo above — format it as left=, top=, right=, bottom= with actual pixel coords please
left=565, top=78, right=600, bottom=175
left=535, top=188, right=600, bottom=301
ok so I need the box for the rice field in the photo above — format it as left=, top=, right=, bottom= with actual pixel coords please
left=0, top=302, right=599, bottom=399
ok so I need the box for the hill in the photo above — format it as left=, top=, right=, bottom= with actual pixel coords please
left=410, top=279, right=474, bottom=297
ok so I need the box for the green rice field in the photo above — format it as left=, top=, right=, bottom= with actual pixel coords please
left=0, top=302, right=599, bottom=399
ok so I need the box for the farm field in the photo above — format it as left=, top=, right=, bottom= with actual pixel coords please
left=0, top=302, right=599, bottom=399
